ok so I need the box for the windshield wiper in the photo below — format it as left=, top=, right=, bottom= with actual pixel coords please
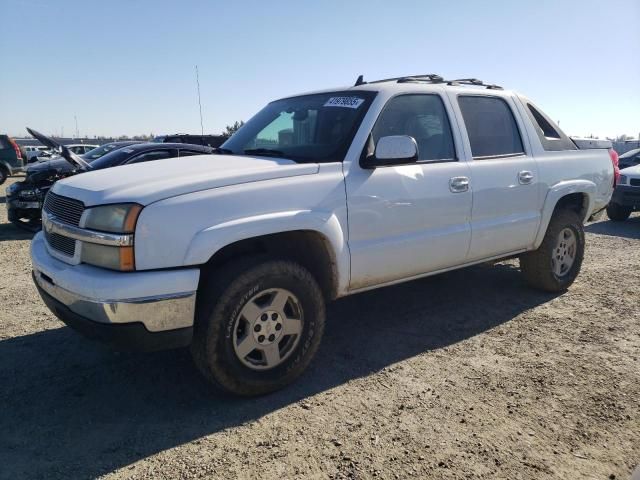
left=243, top=148, right=285, bottom=157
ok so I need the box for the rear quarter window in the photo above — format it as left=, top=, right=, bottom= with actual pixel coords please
left=524, top=102, right=577, bottom=151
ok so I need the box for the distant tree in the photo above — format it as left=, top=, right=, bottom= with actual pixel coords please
left=615, top=134, right=633, bottom=142
left=222, top=121, right=245, bottom=138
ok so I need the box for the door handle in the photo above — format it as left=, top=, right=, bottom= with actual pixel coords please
left=449, top=176, right=470, bottom=193
left=518, top=170, right=534, bottom=185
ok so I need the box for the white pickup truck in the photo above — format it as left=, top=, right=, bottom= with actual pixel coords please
left=30, top=75, right=616, bottom=395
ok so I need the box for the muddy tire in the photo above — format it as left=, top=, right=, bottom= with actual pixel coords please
left=519, top=209, right=584, bottom=292
left=606, top=202, right=632, bottom=222
left=191, top=258, right=325, bottom=396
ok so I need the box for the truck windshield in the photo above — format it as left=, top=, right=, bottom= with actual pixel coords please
left=221, top=91, right=377, bottom=163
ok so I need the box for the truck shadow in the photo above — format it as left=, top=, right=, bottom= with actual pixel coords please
left=585, top=215, right=640, bottom=240
left=0, top=222, right=36, bottom=242
left=0, top=262, right=559, bottom=479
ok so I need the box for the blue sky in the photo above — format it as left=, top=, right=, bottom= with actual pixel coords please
left=1, top=0, right=638, bottom=139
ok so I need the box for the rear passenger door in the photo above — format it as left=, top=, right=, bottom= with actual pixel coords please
left=453, top=94, right=540, bottom=260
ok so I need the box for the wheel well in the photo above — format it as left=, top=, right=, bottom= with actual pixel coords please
left=554, top=192, right=588, bottom=221
left=201, top=230, right=339, bottom=300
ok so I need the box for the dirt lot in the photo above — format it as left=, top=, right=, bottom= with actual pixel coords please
left=0, top=175, right=638, bottom=480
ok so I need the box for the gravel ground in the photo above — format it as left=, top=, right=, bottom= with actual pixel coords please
left=0, top=176, right=638, bottom=480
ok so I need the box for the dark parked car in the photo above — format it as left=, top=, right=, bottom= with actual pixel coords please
left=154, top=133, right=226, bottom=148
left=6, top=140, right=213, bottom=230
left=0, top=134, right=27, bottom=185
left=618, top=148, right=640, bottom=170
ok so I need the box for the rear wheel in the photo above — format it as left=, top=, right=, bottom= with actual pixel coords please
left=191, top=258, right=326, bottom=396
left=519, top=209, right=584, bottom=292
left=0, top=167, right=8, bottom=185
left=606, top=202, right=632, bottom=221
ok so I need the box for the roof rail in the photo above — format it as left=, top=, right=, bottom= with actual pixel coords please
left=353, top=74, right=503, bottom=90
left=447, top=78, right=503, bottom=90
left=367, top=74, right=444, bottom=85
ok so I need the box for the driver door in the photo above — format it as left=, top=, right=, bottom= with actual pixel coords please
left=346, top=93, right=472, bottom=290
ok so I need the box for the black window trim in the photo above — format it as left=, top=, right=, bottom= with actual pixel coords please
left=456, top=93, right=528, bottom=160
left=364, top=92, right=459, bottom=164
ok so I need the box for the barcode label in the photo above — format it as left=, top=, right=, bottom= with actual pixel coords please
left=324, top=97, right=365, bottom=109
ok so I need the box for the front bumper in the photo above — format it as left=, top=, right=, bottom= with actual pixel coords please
left=34, top=275, right=193, bottom=351
left=31, top=232, right=200, bottom=351
left=611, top=185, right=640, bottom=209
left=6, top=196, right=41, bottom=222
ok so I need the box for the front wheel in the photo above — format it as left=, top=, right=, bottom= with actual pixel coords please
left=519, top=209, right=585, bottom=292
left=606, top=202, right=632, bottom=222
left=191, top=258, right=326, bottom=396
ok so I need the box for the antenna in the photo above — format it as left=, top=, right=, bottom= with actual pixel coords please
left=195, top=65, right=204, bottom=137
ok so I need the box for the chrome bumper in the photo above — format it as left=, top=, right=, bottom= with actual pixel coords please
left=33, top=269, right=196, bottom=333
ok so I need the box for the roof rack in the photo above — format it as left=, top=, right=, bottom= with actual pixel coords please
left=365, top=74, right=444, bottom=85
left=353, top=74, right=503, bottom=90
left=447, top=78, right=503, bottom=90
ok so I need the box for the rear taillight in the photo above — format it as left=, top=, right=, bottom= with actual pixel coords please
left=609, top=148, right=619, bottom=186
left=9, top=139, right=22, bottom=160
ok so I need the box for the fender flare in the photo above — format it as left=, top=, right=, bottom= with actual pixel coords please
left=533, top=179, right=595, bottom=249
left=183, top=209, right=350, bottom=294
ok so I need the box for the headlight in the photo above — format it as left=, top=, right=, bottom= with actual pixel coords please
left=80, top=203, right=142, bottom=271
left=83, top=203, right=142, bottom=233
left=618, top=175, right=628, bottom=185
left=18, top=188, right=37, bottom=198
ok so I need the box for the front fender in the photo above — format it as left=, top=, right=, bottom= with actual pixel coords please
left=533, top=179, right=595, bottom=249
left=183, top=210, right=350, bottom=294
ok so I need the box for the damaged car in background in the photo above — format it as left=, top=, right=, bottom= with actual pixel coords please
left=5, top=134, right=212, bottom=230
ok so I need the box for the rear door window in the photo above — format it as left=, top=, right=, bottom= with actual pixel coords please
left=458, top=96, right=524, bottom=158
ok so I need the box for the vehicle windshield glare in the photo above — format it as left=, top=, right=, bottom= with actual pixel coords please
left=84, top=143, right=128, bottom=162
left=221, top=91, right=377, bottom=163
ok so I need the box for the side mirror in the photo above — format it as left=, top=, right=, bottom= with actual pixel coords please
left=361, top=135, right=418, bottom=169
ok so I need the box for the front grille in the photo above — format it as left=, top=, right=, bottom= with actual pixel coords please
left=45, top=230, right=76, bottom=257
left=43, top=192, right=85, bottom=226
left=630, top=179, right=640, bottom=187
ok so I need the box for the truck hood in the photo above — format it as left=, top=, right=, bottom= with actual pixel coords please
left=51, top=154, right=319, bottom=206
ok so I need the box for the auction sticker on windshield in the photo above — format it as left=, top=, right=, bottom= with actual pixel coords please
left=324, top=97, right=365, bottom=109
